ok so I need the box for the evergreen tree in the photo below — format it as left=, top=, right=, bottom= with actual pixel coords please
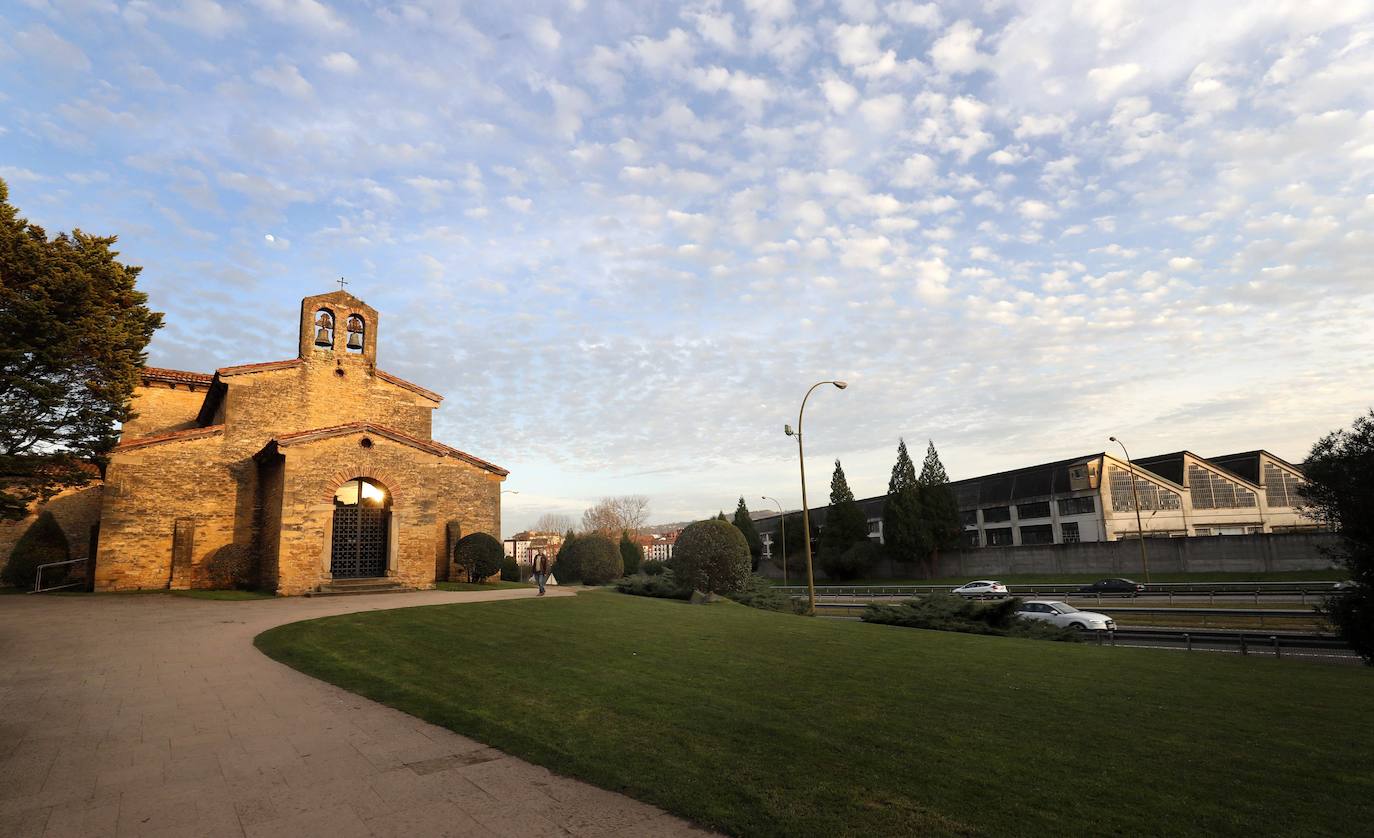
left=618, top=530, right=641, bottom=575
left=819, top=460, right=870, bottom=564
left=0, top=178, right=163, bottom=518
left=715, top=510, right=729, bottom=522
left=882, top=439, right=925, bottom=565
left=915, top=441, right=961, bottom=577
left=732, top=496, right=763, bottom=571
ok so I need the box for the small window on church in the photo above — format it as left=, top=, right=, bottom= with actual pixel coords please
left=314, top=310, right=335, bottom=347
left=334, top=477, right=388, bottom=507
left=346, top=315, right=365, bottom=353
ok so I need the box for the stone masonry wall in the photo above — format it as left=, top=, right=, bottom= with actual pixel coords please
left=121, top=383, right=207, bottom=439
left=0, top=483, right=104, bottom=584
left=221, top=358, right=434, bottom=448
left=95, top=435, right=252, bottom=591
left=272, top=433, right=501, bottom=595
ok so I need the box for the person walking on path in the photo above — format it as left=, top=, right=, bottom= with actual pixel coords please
left=532, top=550, right=550, bottom=596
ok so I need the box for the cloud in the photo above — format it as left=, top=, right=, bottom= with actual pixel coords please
left=14, top=25, right=91, bottom=72
left=251, top=0, right=348, bottom=34
left=527, top=16, right=560, bottom=51
left=320, top=51, right=359, bottom=74
left=930, top=20, right=984, bottom=74
left=821, top=77, right=859, bottom=113
left=251, top=63, right=312, bottom=97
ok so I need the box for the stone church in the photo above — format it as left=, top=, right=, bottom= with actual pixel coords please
left=91, top=290, right=506, bottom=595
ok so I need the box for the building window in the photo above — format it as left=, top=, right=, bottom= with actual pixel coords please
left=1019, top=524, right=1054, bottom=545
left=867, top=518, right=883, bottom=542
left=1016, top=501, right=1050, bottom=520
left=1109, top=467, right=1182, bottom=512
left=1058, top=496, right=1095, bottom=516
left=1061, top=522, right=1080, bottom=543
left=985, top=527, right=1013, bottom=546
left=1188, top=464, right=1257, bottom=509
left=982, top=506, right=1010, bottom=523
left=965, top=531, right=981, bottom=548
left=959, top=510, right=977, bottom=528
left=314, top=309, right=335, bottom=347
left=1196, top=527, right=1212, bottom=536
left=1263, top=463, right=1302, bottom=508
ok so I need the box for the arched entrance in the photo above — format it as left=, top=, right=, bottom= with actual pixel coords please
left=331, top=477, right=390, bottom=578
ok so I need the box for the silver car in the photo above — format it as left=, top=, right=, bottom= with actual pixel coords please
left=1017, top=600, right=1115, bottom=631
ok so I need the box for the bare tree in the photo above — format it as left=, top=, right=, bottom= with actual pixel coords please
left=580, top=495, right=650, bottom=536
left=533, top=512, right=574, bottom=534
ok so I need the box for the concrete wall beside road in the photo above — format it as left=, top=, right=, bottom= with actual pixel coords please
left=762, top=532, right=1342, bottom=580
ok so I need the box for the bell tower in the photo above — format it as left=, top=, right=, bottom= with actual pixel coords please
left=298, top=289, right=379, bottom=365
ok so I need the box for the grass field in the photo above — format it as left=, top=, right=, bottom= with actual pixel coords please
left=255, top=591, right=1373, bottom=837
left=770, top=569, right=1346, bottom=587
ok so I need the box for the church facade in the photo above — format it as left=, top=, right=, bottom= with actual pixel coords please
left=93, top=290, right=506, bottom=595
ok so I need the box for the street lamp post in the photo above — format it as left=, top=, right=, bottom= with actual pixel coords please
left=786, top=380, right=848, bottom=615
left=761, top=495, right=786, bottom=586
left=1108, top=436, right=1150, bottom=584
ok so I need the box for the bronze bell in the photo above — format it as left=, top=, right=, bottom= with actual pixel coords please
left=347, top=329, right=364, bottom=350
left=315, top=326, right=333, bottom=346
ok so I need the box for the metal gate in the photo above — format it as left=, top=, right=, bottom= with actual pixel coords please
left=331, top=506, right=389, bottom=578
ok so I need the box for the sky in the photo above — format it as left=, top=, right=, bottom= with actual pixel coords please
left=2, top=0, right=1373, bottom=537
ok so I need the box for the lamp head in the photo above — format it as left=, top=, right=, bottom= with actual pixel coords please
left=784, top=424, right=795, bottom=436
left=833, top=380, right=848, bottom=390
left=1108, top=436, right=1118, bottom=442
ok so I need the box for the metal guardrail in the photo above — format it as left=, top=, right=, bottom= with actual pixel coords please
left=30, top=558, right=89, bottom=593
left=775, top=582, right=1347, bottom=605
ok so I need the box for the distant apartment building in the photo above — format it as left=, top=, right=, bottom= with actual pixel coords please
left=755, top=448, right=1320, bottom=550
left=635, top=531, right=678, bottom=562
left=503, top=531, right=563, bottom=568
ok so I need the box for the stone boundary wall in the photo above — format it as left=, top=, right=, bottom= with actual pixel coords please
left=761, top=532, right=1343, bottom=580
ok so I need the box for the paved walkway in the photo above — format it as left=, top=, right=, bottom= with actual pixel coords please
left=0, top=589, right=709, bottom=837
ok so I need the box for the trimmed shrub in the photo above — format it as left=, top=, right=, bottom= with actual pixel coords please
left=4, top=511, right=70, bottom=590
left=453, top=532, right=504, bottom=583
left=614, top=571, right=691, bottom=600
left=820, top=540, right=880, bottom=582
left=672, top=519, right=751, bottom=595
left=557, top=534, right=623, bottom=585
left=727, top=574, right=806, bottom=614
left=862, top=594, right=1082, bottom=642
left=500, top=556, right=521, bottom=582
left=641, top=559, right=667, bottom=576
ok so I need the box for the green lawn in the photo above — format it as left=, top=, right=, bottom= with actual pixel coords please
left=772, top=568, right=1346, bottom=587
left=436, top=580, right=533, bottom=591
left=255, top=591, right=1373, bottom=837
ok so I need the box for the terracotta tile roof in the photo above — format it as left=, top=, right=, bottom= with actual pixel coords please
left=269, top=422, right=507, bottom=476
left=114, top=425, right=224, bottom=452
left=141, top=367, right=214, bottom=386
left=375, top=370, right=443, bottom=402
left=215, top=359, right=305, bottom=376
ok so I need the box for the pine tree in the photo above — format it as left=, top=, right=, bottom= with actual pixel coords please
left=915, top=441, right=961, bottom=577
left=819, top=460, right=870, bottom=565
left=732, top=496, right=763, bottom=571
left=882, top=439, right=925, bottom=565
left=0, top=178, right=163, bottom=518
left=618, top=530, right=641, bottom=575
left=716, top=510, right=729, bottom=522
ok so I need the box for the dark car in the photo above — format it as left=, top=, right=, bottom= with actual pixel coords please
left=1077, top=578, right=1145, bottom=596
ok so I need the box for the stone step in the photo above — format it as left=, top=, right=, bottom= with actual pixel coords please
left=304, top=578, right=413, bottom=597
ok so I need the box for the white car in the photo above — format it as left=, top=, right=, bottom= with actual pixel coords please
left=1017, top=600, right=1116, bottom=632
left=951, top=580, right=1008, bottom=599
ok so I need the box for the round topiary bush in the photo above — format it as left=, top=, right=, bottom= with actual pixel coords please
left=558, top=534, right=623, bottom=585
left=671, top=519, right=751, bottom=594
left=452, top=532, right=504, bottom=583
left=4, top=511, right=71, bottom=590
